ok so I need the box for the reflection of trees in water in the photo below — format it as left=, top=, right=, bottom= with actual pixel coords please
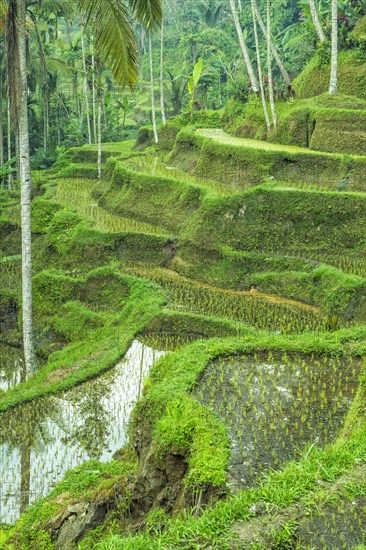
left=60, top=373, right=114, bottom=460
left=0, top=344, right=25, bottom=391
left=0, top=341, right=162, bottom=521
left=0, top=397, right=60, bottom=514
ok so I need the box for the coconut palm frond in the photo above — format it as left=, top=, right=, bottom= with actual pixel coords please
left=0, top=0, right=6, bottom=18
left=45, top=57, right=73, bottom=76
left=129, top=0, right=162, bottom=30
left=77, top=0, right=139, bottom=89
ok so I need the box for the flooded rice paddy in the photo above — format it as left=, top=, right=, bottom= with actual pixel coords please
left=196, top=353, right=361, bottom=491
left=0, top=344, right=25, bottom=392
left=0, top=340, right=164, bottom=523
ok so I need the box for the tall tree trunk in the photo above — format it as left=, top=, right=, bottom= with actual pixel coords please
left=17, top=0, right=37, bottom=374
left=159, top=20, right=166, bottom=126
left=267, top=0, right=277, bottom=127
left=229, top=0, right=259, bottom=93
left=309, top=0, right=326, bottom=42
left=7, top=86, right=12, bottom=191
left=56, top=103, right=61, bottom=146
left=65, top=18, right=80, bottom=117
left=149, top=31, right=158, bottom=144
left=329, top=0, right=338, bottom=95
left=90, top=35, right=97, bottom=143
left=81, top=32, right=92, bottom=144
left=43, top=86, right=49, bottom=154
left=253, top=0, right=290, bottom=84
left=97, top=92, right=102, bottom=180
left=250, top=0, right=270, bottom=130
left=96, top=60, right=102, bottom=180
left=0, top=75, right=4, bottom=168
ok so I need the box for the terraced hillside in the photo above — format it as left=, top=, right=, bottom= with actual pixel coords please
left=1, top=104, right=366, bottom=549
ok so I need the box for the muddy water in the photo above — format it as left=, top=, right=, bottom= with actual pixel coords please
left=0, top=340, right=164, bottom=524
left=196, top=353, right=361, bottom=491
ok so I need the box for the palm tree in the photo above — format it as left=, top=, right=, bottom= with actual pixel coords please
left=250, top=0, right=270, bottom=130
left=81, top=30, right=92, bottom=144
left=6, top=0, right=37, bottom=374
left=229, top=0, right=259, bottom=93
left=252, top=0, right=290, bottom=84
left=267, top=0, right=276, bottom=127
left=149, top=30, right=158, bottom=143
left=159, top=19, right=166, bottom=126
left=5, top=0, right=162, bottom=376
left=309, top=0, right=326, bottom=42
left=329, top=0, right=338, bottom=95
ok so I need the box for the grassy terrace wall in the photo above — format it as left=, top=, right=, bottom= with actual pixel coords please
left=87, top=146, right=366, bottom=320
left=224, top=94, right=366, bottom=157
left=170, top=128, right=366, bottom=191
left=0, top=193, right=179, bottom=410
left=98, top=158, right=209, bottom=233
left=1, top=135, right=366, bottom=548
left=293, top=50, right=366, bottom=101
left=4, top=331, right=366, bottom=549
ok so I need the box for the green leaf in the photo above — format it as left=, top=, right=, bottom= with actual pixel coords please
left=188, top=75, right=194, bottom=95
left=76, top=0, right=140, bottom=89
left=129, top=0, right=162, bottom=31
left=193, top=57, right=203, bottom=87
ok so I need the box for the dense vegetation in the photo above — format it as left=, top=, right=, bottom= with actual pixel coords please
left=1, top=0, right=366, bottom=549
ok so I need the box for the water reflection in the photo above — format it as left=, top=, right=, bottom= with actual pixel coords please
left=0, top=340, right=164, bottom=523
left=0, top=344, right=25, bottom=392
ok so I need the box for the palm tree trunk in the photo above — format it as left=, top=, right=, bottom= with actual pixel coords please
left=90, top=35, right=97, bottom=143
left=17, top=0, right=37, bottom=374
left=253, top=0, right=290, bottom=84
left=149, top=31, right=158, bottom=144
left=81, top=32, right=92, bottom=144
left=159, top=20, right=166, bottom=126
left=229, top=0, right=259, bottom=93
left=309, top=0, right=326, bottom=42
left=0, top=75, right=4, bottom=168
left=329, top=0, right=338, bottom=95
left=97, top=94, right=102, bottom=180
left=267, top=0, right=277, bottom=127
left=65, top=18, right=80, bottom=117
left=95, top=59, right=102, bottom=180
left=7, top=86, right=12, bottom=191
left=43, top=86, right=49, bottom=154
left=250, top=0, right=270, bottom=130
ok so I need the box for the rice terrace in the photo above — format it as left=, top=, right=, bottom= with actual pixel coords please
left=0, top=0, right=366, bottom=548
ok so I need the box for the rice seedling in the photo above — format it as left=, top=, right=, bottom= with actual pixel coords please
left=0, top=340, right=164, bottom=524
left=290, top=250, right=366, bottom=278
left=120, top=264, right=327, bottom=333
left=296, top=492, right=366, bottom=548
left=195, top=352, right=361, bottom=491
left=54, top=178, right=169, bottom=236
left=138, top=333, right=197, bottom=351
left=123, top=155, right=230, bottom=196
left=0, top=258, right=21, bottom=292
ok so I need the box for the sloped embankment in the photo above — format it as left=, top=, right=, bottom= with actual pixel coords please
left=2, top=128, right=366, bottom=549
